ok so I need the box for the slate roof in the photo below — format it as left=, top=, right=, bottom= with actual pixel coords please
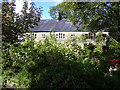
left=31, top=19, right=79, bottom=32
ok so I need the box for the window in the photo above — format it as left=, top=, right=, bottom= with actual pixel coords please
left=88, top=33, right=92, bottom=39
left=59, top=33, right=62, bottom=38
left=34, top=34, right=37, bottom=38
left=103, top=34, right=107, bottom=40
left=56, top=34, right=58, bottom=38
left=63, top=34, right=65, bottom=38
left=33, top=34, right=37, bottom=38
left=56, top=33, right=65, bottom=39
left=70, top=34, right=75, bottom=37
left=88, top=33, right=95, bottom=39
left=103, top=34, right=107, bottom=37
left=85, top=34, right=88, bottom=39
left=42, top=34, right=45, bottom=38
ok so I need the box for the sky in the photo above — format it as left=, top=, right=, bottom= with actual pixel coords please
left=15, top=0, right=63, bottom=19
left=0, top=0, right=63, bottom=19
left=34, top=2, right=61, bottom=19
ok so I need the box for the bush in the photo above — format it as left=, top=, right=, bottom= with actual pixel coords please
left=2, top=38, right=120, bottom=88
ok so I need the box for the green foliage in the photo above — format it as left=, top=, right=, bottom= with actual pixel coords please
left=2, top=37, right=120, bottom=88
left=49, top=2, right=120, bottom=40
left=108, top=37, right=120, bottom=59
left=1, top=1, right=120, bottom=88
left=2, top=0, right=42, bottom=44
left=94, top=32, right=105, bottom=52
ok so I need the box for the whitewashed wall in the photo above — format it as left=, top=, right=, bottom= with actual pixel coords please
left=25, top=32, right=109, bottom=49
left=31, top=32, right=109, bottom=42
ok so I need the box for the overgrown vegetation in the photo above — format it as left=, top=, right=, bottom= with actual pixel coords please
left=50, top=2, right=120, bottom=41
left=1, top=1, right=120, bottom=89
left=2, top=0, right=42, bottom=44
left=2, top=36, right=120, bottom=88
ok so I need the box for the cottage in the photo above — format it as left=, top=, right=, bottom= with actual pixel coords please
left=29, top=12, right=109, bottom=44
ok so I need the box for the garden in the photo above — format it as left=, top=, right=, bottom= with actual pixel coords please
left=2, top=36, right=120, bottom=88
left=1, top=1, right=120, bottom=89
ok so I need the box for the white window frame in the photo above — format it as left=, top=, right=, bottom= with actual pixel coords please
left=56, top=33, right=65, bottom=39
left=42, top=34, right=45, bottom=38
left=33, top=34, right=37, bottom=38
left=56, top=34, right=58, bottom=38
left=88, top=33, right=95, bottom=39
left=70, top=34, right=75, bottom=37
left=34, top=34, right=37, bottom=38
left=103, top=34, right=107, bottom=40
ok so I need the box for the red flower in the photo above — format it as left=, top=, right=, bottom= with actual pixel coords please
left=110, top=59, right=120, bottom=66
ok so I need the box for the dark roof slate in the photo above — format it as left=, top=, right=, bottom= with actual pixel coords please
left=31, top=19, right=78, bottom=32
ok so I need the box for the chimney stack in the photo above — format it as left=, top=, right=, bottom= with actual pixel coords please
left=56, top=11, right=62, bottom=21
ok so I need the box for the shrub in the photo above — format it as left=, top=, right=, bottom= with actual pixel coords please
left=2, top=37, right=120, bottom=88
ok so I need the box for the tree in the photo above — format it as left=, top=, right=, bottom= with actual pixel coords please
left=2, top=0, right=42, bottom=44
left=1, top=0, right=42, bottom=88
left=0, top=2, right=2, bottom=48
left=49, top=2, right=120, bottom=41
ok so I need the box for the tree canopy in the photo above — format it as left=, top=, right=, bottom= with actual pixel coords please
left=2, top=0, right=42, bottom=44
left=49, top=2, right=120, bottom=40
left=1, top=1, right=120, bottom=88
